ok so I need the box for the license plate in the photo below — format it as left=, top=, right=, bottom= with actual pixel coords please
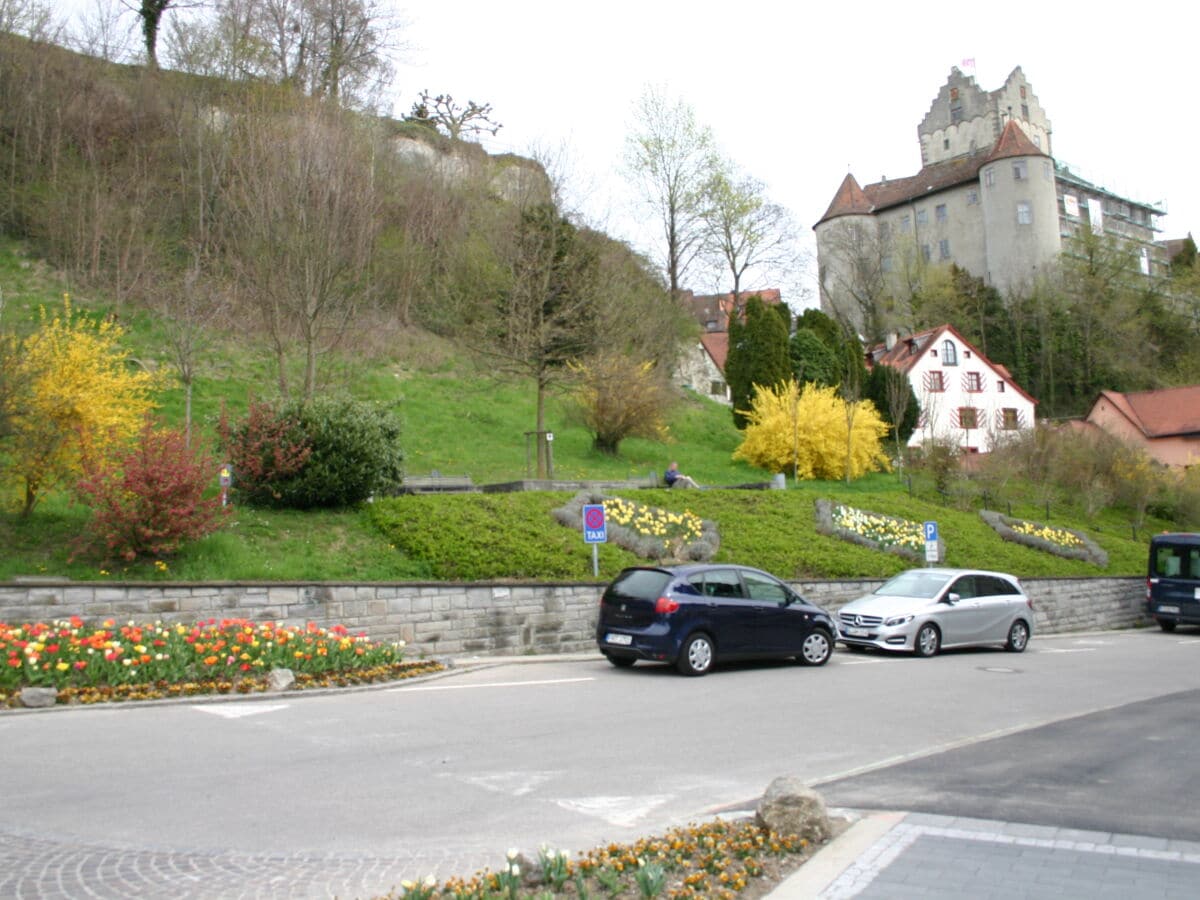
left=843, top=627, right=868, bottom=637
left=605, top=633, right=632, bottom=646
left=1159, top=605, right=1180, bottom=614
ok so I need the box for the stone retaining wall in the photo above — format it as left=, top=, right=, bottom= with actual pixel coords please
left=0, top=576, right=1146, bottom=658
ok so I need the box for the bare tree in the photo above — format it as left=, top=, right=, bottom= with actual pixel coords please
left=407, top=91, right=500, bottom=141
left=0, top=0, right=63, bottom=41
left=700, top=160, right=800, bottom=300
left=818, top=218, right=895, bottom=341
left=70, top=0, right=136, bottom=62
left=624, top=85, right=717, bottom=296
left=220, top=101, right=382, bottom=400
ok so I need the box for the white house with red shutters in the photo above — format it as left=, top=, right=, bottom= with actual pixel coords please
left=866, top=324, right=1037, bottom=453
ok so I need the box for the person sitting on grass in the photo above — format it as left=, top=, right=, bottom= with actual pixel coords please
left=664, top=461, right=700, bottom=489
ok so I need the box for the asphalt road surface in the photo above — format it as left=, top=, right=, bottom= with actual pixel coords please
left=3, top=627, right=1200, bottom=898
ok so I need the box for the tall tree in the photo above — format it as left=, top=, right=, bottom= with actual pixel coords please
left=624, top=86, right=717, bottom=296
left=220, top=100, right=382, bottom=401
left=700, top=162, right=799, bottom=300
left=136, top=0, right=174, bottom=67
left=407, top=91, right=501, bottom=141
left=725, top=295, right=790, bottom=429
left=486, top=203, right=600, bottom=477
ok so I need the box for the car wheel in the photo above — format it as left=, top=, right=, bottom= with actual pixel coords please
left=798, top=629, right=832, bottom=666
left=914, top=623, right=940, bottom=657
left=1159, top=619, right=1178, bottom=633
left=603, top=652, right=636, bottom=668
left=677, top=633, right=715, bottom=676
left=1005, top=619, right=1030, bottom=653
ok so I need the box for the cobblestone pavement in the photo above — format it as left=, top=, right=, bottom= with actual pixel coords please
left=815, top=813, right=1200, bottom=899
left=0, top=828, right=493, bottom=900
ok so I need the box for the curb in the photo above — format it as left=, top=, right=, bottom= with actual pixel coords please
left=766, top=810, right=906, bottom=898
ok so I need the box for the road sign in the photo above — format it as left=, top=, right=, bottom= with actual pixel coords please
left=583, top=504, right=607, bottom=543
left=923, top=520, right=939, bottom=563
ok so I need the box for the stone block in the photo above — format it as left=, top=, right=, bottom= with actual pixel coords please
left=755, top=777, right=832, bottom=842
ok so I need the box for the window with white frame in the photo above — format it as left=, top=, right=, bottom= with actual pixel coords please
left=939, top=239, right=951, bottom=259
left=935, top=204, right=947, bottom=222
left=1017, top=202, right=1032, bottom=225
left=967, top=189, right=979, bottom=205
left=941, top=340, right=958, bottom=366
left=917, top=208, right=928, bottom=225
left=1013, top=160, right=1027, bottom=181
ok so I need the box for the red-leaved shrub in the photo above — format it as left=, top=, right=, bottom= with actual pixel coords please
left=217, top=400, right=312, bottom=506
left=73, top=422, right=229, bottom=563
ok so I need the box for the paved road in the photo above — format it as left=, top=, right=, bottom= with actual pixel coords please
left=3, top=629, right=1200, bottom=898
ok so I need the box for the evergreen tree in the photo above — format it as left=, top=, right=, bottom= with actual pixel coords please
left=864, top=364, right=920, bottom=454
left=725, top=295, right=790, bottom=428
left=789, top=328, right=840, bottom=386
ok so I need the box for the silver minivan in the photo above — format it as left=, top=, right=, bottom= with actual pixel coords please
left=836, top=568, right=1034, bottom=657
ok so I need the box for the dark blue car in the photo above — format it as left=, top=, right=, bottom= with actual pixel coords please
left=595, top=563, right=836, bottom=676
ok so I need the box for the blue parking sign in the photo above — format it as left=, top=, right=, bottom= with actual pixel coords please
left=923, top=521, right=938, bottom=542
left=583, top=504, right=607, bottom=543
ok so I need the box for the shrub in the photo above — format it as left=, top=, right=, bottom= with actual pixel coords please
left=220, top=398, right=403, bottom=509
left=72, top=421, right=229, bottom=563
left=218, top=400, right=312, bottom=507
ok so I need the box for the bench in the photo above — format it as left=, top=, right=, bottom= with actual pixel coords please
left=398, top=473, right=477, bottom=494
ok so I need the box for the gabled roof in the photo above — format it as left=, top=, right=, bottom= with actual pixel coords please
left=865, top=323, right=1038, bottom=406
left=1089, top=386, right=1200, bottom=438
left=699, top=332, right=729, bottom=372
left=816, top=121, right=1050, bottom=226
left=683, top=289, right=783, bottom=333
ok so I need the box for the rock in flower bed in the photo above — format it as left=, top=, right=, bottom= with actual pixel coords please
left=0, top=616, right=442, bottom=708
left=814, top=499, right=924, bottom=561
left=553, top=490, right=719, bottom=564
left=382, top=817, right=830, bottom=900
left=980, top=510, right=1108, bottom=566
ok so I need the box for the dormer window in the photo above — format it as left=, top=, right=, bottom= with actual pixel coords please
left=942, top=340, right=958, bottom=366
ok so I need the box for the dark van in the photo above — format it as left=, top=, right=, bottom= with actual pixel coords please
left=1146, top=533, right=1200, bottom=631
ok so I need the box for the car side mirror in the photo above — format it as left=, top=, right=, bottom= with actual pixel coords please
left=944, top=592, right=961, bottom=605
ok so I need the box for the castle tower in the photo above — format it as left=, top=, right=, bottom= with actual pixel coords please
left=814, top=173, right=880, bottom=335
left=978, top=121, right=1061, bottom=293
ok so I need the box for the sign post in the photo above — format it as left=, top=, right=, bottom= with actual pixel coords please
left=219, top=464, right=233, bottom=507
left=583, top=504, right=607, bottom=577
left=923, top=520, right=939, bottom=564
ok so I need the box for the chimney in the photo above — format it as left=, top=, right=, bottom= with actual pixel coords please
left=885, top=332, right=898, bottom=350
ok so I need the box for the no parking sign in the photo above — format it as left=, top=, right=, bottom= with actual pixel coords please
left=583, top=504, right=607, bottom=543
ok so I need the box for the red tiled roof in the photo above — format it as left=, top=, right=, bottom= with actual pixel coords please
left=816, top=121, right=1050, bottom=226
left=684, top=289, right=782, bottom=332
left=700, top=332, right=729, bottom=371
left=1091, top=386, right=1200, bottom=437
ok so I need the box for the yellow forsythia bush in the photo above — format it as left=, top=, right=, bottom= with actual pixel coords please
left=732, top=381, right=890, bottom=480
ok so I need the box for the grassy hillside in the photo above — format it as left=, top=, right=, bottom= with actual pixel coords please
left=0, top=238, right=1171, bottom=583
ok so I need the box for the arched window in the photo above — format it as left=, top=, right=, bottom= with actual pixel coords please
left=942, top=340, right=958, bottom=366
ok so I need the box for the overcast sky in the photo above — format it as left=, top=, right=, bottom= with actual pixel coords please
left=56, top=1, right=1197, bottom=308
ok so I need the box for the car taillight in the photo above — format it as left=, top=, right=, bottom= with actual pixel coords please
left=1146, top=577, right=1152, bottom=601
left=655, top=596, right=679, bottom=614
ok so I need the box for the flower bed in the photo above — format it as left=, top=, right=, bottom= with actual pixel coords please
left=980, top=510, right=1108, bottom=566
left=1, top=617, right=442, bottom=708
left=814, top=499, right=924, bottom=561
left=553, top=491, right=719, bottom=563
left=388, top=818, right=819, bottom=900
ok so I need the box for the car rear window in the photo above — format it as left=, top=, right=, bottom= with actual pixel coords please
left=605, top=569, right=672, bottom=602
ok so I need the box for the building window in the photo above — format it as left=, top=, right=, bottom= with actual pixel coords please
left=997, top=380, right=1006, bottom=392
left=958, top=407, right=979, bottom=429
left=1020, top=85, right=1027, bottom=99
left=1017, top=202, right=1032, bottom=225
left=935, top=203, right=948, bottom=222
left=943, top=138, right=950, bottom=150
left=967, top=189, right=979, bottom=205
left=1021, top=103, right=1029, bottom=120
left=941, top=340, right=958, bottom=366
left=710, top=381, right=725, bottom=396
left=964, top=372, right=982, bottom=392
left=984, top=168, right=995, bottom=187
left=939, top=239, right=951, bottom=259
left=900, top=214, right=911, bottom=233
left=921, top=244, right=932, bottom=262
left=1000, top=408, right=1020, bottom=430
left=1012, top=160, right=1027, bottom=181
left=917, top=208, right=928, bottom=225
left=926, top=371, right=945, bottom=392
left=1043, top=160, right=1052, bottom=180
left=1033, top=135, right=1041, bottom=149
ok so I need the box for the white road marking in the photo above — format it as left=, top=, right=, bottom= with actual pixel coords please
left=387, top=677, right=594, bottom=693
left=191, top=703, right=289, bottom=718
left=556, top=795, right=671, bottom=828
left=463, top=771, right=559, bottom=797
left=1035, top=648, right=1097, bottom=654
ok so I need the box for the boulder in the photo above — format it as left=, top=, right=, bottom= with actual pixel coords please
left=268, top=668, right=295, bottom=692
left=755, top=776, right=831, bottom=842
left=19, top=686, right=58, bottom=708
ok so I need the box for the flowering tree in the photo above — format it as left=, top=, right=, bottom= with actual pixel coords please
left=3, top=298, right=160, bottom=516
left=733, top=381, right=889, bottom=480
left=568, top=353, right=672, bottom=455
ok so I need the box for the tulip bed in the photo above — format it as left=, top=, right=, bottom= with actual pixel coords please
left=0, top=617, right=442, bottom=707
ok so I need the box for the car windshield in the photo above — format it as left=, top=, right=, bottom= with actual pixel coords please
left=875, top=570, right=953, bottom=599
